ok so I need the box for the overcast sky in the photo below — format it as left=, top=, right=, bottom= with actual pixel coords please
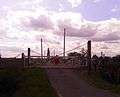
left=0, top=0, right=120, bottom=57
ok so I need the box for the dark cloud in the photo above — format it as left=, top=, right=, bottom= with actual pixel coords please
left=21, top=13, right=120, bottom=42
left=92, top=33, right=120, bottom=42
left=23, top=15, right=54, bottom=30
left=57, top=20, right=97, bottom=37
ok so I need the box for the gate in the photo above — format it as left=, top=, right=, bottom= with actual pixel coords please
left=22, top=41, right=91, bottom=69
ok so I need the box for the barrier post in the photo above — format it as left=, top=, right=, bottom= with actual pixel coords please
left=28, top=48, right=30, bottom=66
left=87, top=40, right=91, bottom=74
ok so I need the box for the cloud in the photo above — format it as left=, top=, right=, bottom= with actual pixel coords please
left=23, top=15, right=54, bottom=30
left=57, top=20, right=97, bottom=37
left=58, top=21, right=96, bottom=37
left=87, top=19, right=120, bottom=42
left=67, top=0, right=83, bottom=7
left=92, top=0, right=101, bottom=3
left=100, top=45, right=109, bottom=50
left=111, top=5, right=120, bottom=12
left=0, top=30, right=6, bottom=39
left=0, top=45, right=26, bottom=57
left=0, top=46, right=24, bottom=52
left=35, top=35, right=60, bottom=45
left=0, top=0, right=120, bottom=57
left=92, top=33, right=120, bottom=42
left=20, top=11, right=120, bottom=40
left=105, top=41, right=120, bottom=44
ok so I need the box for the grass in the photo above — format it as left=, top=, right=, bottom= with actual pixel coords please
left=74, top=70, right=120, bottom=95
left=0, top=68, right=58, bottom=97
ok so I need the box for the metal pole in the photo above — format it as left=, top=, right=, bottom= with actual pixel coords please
left=63, top=28, right=66, bottom=59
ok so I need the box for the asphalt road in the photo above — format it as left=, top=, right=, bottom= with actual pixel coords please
left=46, top=69, right=120, bottom=97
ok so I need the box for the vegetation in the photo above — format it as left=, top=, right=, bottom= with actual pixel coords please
left=68, top=51, right=120, bottom=84
left=78, top=71, right=120, bottom=95
left=97, top=55, right=120, bottom=84
left=69, top=51, right=120, bottom=94
left=0, top=69, right=20, bottom=97
left=0, top=68, right=58, bottom=97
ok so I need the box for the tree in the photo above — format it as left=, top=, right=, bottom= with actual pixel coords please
left=112, top=55, right=120, bottom=84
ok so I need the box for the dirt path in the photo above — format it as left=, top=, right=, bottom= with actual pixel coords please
left=46, top=69, right=120, bottom=97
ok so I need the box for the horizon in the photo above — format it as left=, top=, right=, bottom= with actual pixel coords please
left=0, top=0, right=120, bottom=57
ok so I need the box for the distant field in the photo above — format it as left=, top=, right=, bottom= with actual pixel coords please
left=0, top=68, right=58, bottom=97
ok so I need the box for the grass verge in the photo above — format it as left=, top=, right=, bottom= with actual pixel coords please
left=74, top=70, right=120, bottom=95
left=0, top=68, right=58, bottom=97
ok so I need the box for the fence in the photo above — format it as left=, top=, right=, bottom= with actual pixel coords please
left=0, top=41, right=92, bottom=69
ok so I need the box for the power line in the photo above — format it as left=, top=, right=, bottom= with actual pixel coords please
left=31, top=50, right=41, bottom=56
left=15, top=53, right=21, bottom=58
left=58, top=43, right=86, bottom=56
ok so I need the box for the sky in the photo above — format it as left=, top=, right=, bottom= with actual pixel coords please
left=0, top=0, right=120, bottom=57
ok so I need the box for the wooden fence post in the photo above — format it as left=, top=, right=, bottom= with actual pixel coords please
left=87, top=40, right=91, bottom=74
left=22, top=53, right=25, bottom=67
left=0, top=54, right=1, bottom=59
left=28, top=48, right=30, bottom=66
left=47, top=48, right=50, bottom=60
left=0, top=54, right=1, bottom=66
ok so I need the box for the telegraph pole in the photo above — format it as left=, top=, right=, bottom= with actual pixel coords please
left=63, top=28, right=66, bottom=59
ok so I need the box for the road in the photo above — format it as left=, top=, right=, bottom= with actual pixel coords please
left=46, top=69, right=120, bottom=97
